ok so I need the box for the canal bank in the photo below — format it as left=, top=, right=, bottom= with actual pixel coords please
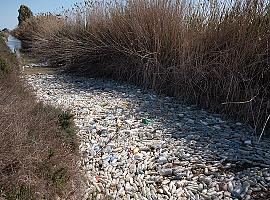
left=0, top=31, right=82, bottom=200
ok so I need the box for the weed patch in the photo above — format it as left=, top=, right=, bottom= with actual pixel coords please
left=0, top=58, right=10, bottom=75
left=51, top=168, right=69, bottom=190
left=1, top=185, right=35, bottom=200
left=58, top=111, right=76, bottom=138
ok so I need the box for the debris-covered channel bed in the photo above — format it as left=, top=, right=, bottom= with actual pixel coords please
left=24, top=74, right=270, bottom=200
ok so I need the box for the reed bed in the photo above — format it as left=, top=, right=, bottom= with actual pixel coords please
left=21, top=0, right=270, bottom=135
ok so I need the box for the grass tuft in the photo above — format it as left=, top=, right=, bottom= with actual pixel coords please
left=51, top=168, right=69, bottom=190
left=0, top=58, right=10, bottom=75
left=58, top=111, right=76, bottom=138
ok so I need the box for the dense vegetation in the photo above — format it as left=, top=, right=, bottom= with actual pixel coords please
left=14, top=0, right=270, bottom=136
left=18, top=5, right=33, bottom=26
left=0, top=32, right=82, bottom=199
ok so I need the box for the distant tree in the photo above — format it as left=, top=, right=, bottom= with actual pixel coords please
left=18, top=5, right=33, bottom=26
left=2, top=28, right=9, bottom=32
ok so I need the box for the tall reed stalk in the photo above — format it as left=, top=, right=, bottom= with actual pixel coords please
left=22, top=0, right=270, bottom=134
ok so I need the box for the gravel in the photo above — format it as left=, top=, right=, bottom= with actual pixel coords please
left=24, top=73, right=270, bottom=200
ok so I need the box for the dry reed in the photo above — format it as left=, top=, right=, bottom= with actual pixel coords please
left=19, top=0, right=270, bottom=134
